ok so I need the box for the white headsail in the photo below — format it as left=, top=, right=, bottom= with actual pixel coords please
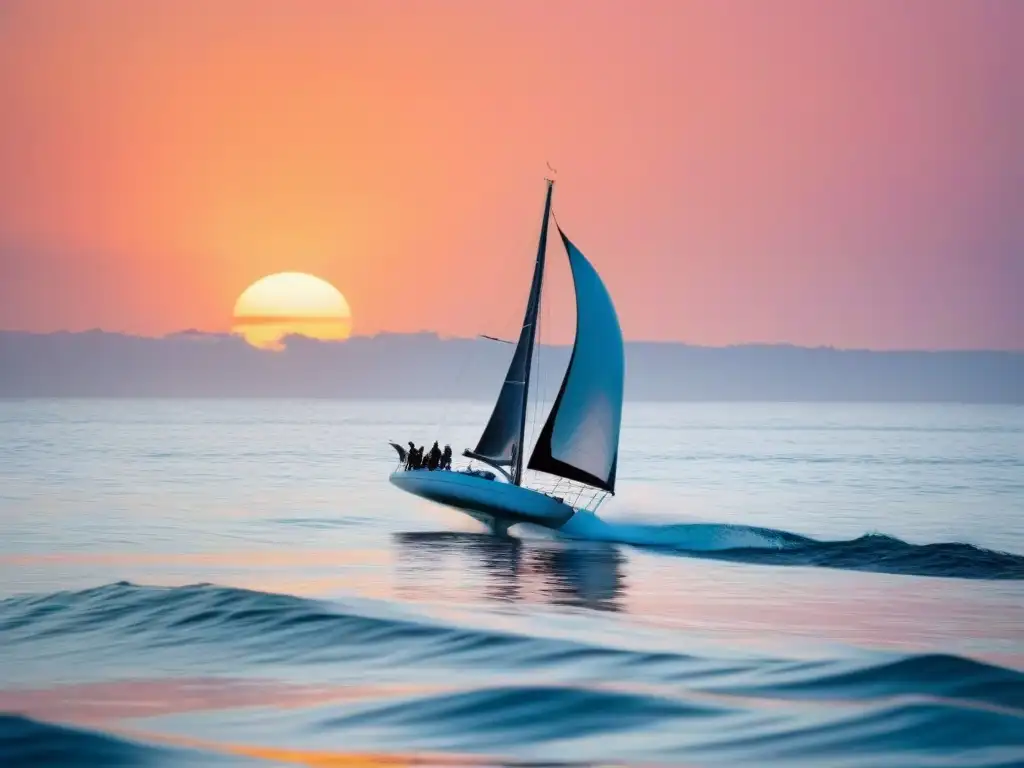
left=527, top=227, right=625, bottom=493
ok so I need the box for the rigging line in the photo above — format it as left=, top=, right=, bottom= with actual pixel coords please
left=528, top=277, right=542, bottom=469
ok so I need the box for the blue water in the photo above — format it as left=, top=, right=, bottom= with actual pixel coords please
left=1, top=400, right=1022, bottom=766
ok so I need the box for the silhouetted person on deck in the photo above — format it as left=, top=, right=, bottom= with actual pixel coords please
left=408, top=446, right=422, bottom=470
left=441, top=444, right=452, bottom=470
left=406, top=441, right=416, bottom=470
left=428, top=441, right=441, bottom=471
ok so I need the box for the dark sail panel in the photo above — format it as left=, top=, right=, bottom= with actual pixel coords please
left=527, top=227, right=624, bottom=493
left=466, top=326, right=532, bottom=466
left=468, top=181, right=553, bottom=479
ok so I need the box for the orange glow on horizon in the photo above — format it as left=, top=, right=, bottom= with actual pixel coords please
left=0, top=0, right=1019, bottom=350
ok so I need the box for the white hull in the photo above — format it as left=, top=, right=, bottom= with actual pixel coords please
left=389, top=469, right=576, bottom=533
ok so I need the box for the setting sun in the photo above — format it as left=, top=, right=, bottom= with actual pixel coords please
left=232, top=272, right=352, bottom=350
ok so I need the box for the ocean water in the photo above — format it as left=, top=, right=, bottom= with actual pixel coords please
left=1, top=399, right=1022, bottom=767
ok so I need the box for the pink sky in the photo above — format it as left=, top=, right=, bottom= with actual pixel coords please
left=0, top=0, right=1020, bottom=349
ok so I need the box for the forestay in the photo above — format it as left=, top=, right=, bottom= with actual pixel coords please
left=466, top=181, right=553, bottom=480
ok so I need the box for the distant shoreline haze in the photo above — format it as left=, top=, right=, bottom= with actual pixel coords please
left=0, top=330, right=1020, bottom=403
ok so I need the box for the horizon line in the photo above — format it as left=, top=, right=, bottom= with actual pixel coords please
left=0, top=327, right=1020, bottom=354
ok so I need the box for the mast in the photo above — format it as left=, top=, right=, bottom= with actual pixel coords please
left=513, top=178, right=554, bottom=484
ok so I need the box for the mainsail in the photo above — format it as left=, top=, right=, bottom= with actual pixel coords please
left=527, top=227, right=624, bottom=493
left=466, top=180, right=553, bottom=482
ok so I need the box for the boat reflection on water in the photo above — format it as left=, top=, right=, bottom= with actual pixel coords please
left=393, top=532, right=625, bottom=612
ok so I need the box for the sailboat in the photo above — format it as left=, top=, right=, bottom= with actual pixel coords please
left=388, top=178, right=624, bottom=535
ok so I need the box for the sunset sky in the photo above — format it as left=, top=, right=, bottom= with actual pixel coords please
left=0, top=0, right=1020, bottom=349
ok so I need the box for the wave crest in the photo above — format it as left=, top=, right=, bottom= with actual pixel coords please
left=0, top=714, right=230, bottom=767
left=560, top=514, right=1024, bottom=579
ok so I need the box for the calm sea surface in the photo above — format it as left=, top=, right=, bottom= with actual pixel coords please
left=1, top=400, right=1023, bottom=767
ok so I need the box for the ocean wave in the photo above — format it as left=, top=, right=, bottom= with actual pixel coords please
left=304, top=688, right=1024, bottom=765
left=0, top=714, right=235, bottom=767
left=0, top=582, right=659, bottom=672
left=685, top=700, right=1024, bottom=767
left=726, top=653, right=1024, bottom=712
left=2, top=583, right=1022, bottom=700
left=321, top=684, right=726, bottom=747
left=559, top=514, right=1024, bottom=579
left=2, top=584, right=1023, bottom=766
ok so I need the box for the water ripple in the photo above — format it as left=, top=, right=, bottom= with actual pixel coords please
left=2, top=583, right=1023, bottom=766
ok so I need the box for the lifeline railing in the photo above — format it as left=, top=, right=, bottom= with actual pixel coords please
left=523, top=473, right=609, bottom=514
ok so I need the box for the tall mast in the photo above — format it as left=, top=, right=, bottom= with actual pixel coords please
left=513, top=178, right=554, bottom=485
left=465, top=178, right=554, bottom=482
